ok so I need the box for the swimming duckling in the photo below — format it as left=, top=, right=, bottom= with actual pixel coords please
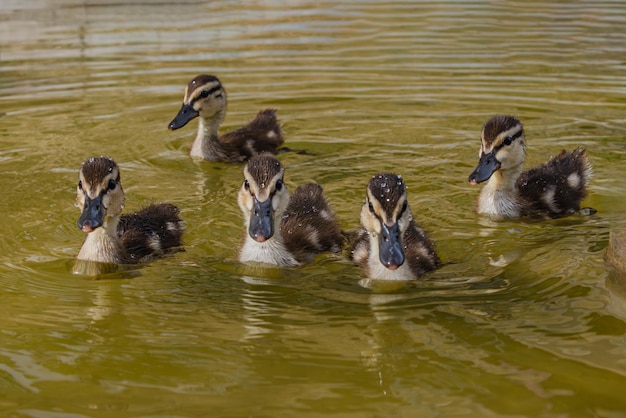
left=167, top=74, right=284, bottom=162
left=607, top=230, right=626, bottom=274
left=468, top=115, right=592, bottom=219
left=75, top=157, right=184, bottom=264
left=350, top=174, right=439, bottom=280
left=238, top=154, right=343, bottom=267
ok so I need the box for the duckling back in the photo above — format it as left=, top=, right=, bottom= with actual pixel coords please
left=118, top=203, right=184, bottom=263
left=282, top=183, right=344, bottom=264
left=220, top=109, right=284, bottom=161
left=517, top=147, right=592, bottom=217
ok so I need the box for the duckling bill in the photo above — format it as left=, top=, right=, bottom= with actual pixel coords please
left=168, top=74, right=285, bottom=162
left=468, top=115, right=592, bottom=219
left=350, top=173, right=439, bottom=280
left=238, top=154, right=344, bottom=267
left=75, top=157, right=183, bottom=267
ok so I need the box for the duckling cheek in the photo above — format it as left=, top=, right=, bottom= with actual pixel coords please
left=360, top=207, right=380, bottom=236
left=271, top=194, right=282, bottom=211
left=468, top=151, right=501, bottom=184
left=248, top=198, right=274, bottom=242
left=75, top=192, right=84, bottom=209
left=378, top=223, right=405, bottom=270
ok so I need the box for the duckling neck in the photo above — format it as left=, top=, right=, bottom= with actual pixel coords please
left=190, top=111, right=225, bottom=161
left=77, top=217, right=123, bottom=264
left=477, top=164, right=524, bottom=218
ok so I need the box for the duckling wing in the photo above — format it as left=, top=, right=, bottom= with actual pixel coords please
left=403, top=222, right=439, bottom=278
left=517, top=148, right=591, bottom=217
left=281, top=183, right=344, bottom=264
left=219, top=109, right=284, bottom=161
left=118, top=203, right=184, bottom=263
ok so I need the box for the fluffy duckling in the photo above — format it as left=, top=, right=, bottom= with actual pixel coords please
left=350, top=174, right=439, bottom=280
left=75, top=157, right=184, bottom=264
left=468, top=115, right=592, bottom=219
left=238, top=154, right=343, bottom=267
left=607, top=230, right=626, bottom=274
left=167, top=74, right=284, bottom=162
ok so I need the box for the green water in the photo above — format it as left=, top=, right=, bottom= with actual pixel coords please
left=1, top=1, right=626, bottom=416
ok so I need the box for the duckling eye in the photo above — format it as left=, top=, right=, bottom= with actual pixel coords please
left=503, top=136, right=513, bottom=146
left=276, top=179, right=283, bottom=191
left=368, top=201, right=375, bottom=213
left=199, top=90, right=211, bottom=99
left=244, top=179, right=250, bottom=191
left=107, top=179, right=116, bottom=191
left=78, top=180, right=83, bottom=190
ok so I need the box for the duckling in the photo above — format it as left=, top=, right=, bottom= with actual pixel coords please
left=167, top=74, right=284, bottom=162
left=350, top=174, right=439, bottom=280
left=75, top=157, right=184, bottom=265
left=468, top=115, right=592, bottom=219
left=607, top=230, right=626, bottom=274
left=238, top=154, right=343, bottom=267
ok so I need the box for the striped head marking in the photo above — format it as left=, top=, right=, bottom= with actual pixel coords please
left=184, top=74, right=225, bottom=105
left=469, top=115, right=526, bottom=184
left=362, top=173, right=412, bottom=270
left=238, top=154, right=289, bottom=242
left=168, top=74, right=227, bottom=130
left=76, top=157, right=124, bottom=232
left=481, top=115, right=524, bottom=154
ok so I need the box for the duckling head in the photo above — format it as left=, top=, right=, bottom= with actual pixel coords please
left=238, top=154, right=290, bottom=243
left=168, top=74, right=227, bottom=130
left=76, top=157, right=125, bottom=233
left=361, top=174, right=412, bottom=270
left=469, top=115, right=526, bottom=184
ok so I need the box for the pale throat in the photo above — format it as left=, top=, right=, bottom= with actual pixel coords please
left=191, top=112, right=225, bottom=159
left=197, top=116, right=218, bottom=141
left=77, top=221, right=122, bottom=263
left=486, top=161, right=524, bottom=191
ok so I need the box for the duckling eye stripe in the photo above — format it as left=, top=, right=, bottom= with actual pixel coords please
left=194, top=85, right=222, bottom=102
left=495, top=129, right=523, bottom=151
left=509, top=130, right=523, bottom=142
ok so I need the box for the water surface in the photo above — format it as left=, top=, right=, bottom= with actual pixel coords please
left=1, top=1, right=626, bottom=417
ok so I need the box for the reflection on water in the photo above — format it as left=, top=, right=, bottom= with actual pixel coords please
left=1, top=0, right=626, bottom=416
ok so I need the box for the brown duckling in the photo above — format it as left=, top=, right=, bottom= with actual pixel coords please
left=167, top=74, right=284, bottom=162
left=238, top=154, right=343, bottom=267
left=75, top=157, right=183, bottom=264
left=607, top=230, right=626, bottom=274
left=468, top=115, right=592, bottom=219
left=350, top=173, right=439, bottom=280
